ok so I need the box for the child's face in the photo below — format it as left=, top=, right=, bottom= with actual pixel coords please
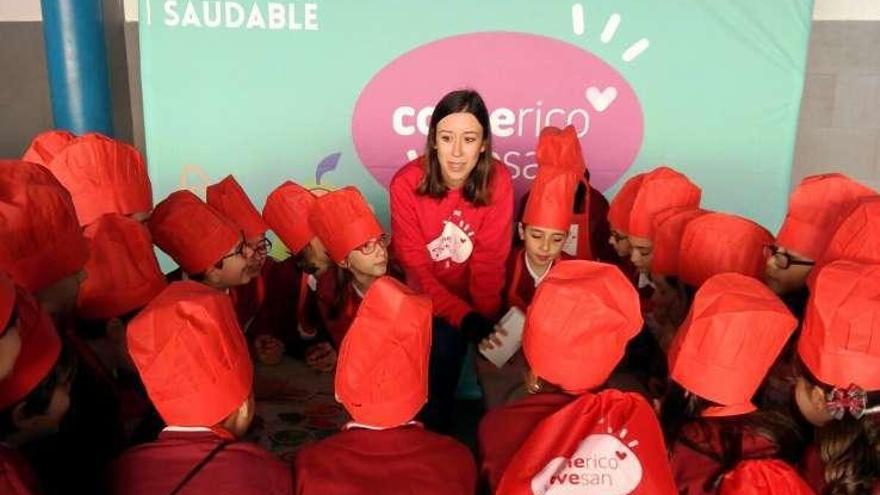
left=520, top=225, right=566, bottom=270
left=628, top=236, right=653, bottom=273
left=609, top=229, right=633, bottom=258
left=206, top=235, right=256, bottom=289
left=36, top=269, right=87, bottom=317
left=243, top=234, right=271, bottom=279
left=0, top=320, right=22, bottom=381
left=14, top=371, right=73, bottom=436
left=794, top=375, right=832, bottom=427
left=344, top=236, right=389, bottom=282
left=303, top=237, right=332, bottom=275
left=763, top=245, right=813, bottom=296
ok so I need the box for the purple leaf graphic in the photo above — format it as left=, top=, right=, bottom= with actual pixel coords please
left=315, top=152, right=341, bottom=185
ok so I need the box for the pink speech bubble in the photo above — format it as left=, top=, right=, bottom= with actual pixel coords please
left=352, top=32, right=644, bottom=197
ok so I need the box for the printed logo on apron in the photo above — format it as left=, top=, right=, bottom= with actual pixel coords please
left=531, top=422, right=643, bottom=494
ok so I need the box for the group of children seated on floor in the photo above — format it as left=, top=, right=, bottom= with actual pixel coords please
left=0, top=122, right=878, bottom=495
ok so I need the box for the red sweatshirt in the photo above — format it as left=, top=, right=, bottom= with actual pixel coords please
left=390, top=157, right=513, bottom=326
left=0, top=446, right=39, bottom=495
left=294, top=423, right=476, bottom=495
left=110, top=429, right=292, bottom=495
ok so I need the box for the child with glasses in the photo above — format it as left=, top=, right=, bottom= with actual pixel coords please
left=765, top=174, right=874, bottom=317
left=207, top=175, right=292, bottom=366
left=150, top=190, right=257, bottom=292
left=310, top=187, right=400, bottom=348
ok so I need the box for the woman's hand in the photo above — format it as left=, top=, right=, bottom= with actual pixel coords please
left=461, top=312, right=497, bottom=343
left=478, top=325, right=509, bottom=352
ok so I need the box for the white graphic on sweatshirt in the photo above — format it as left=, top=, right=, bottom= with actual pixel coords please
left=427, top=212, right=475, bottom=265
left=531, top=422, right=643, bottom=494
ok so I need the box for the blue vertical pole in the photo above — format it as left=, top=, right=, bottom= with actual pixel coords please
left=40, top=0, right=114, bottom=136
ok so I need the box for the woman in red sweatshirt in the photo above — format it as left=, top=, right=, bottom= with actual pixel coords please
left=390, top=89, right=513, bottom=431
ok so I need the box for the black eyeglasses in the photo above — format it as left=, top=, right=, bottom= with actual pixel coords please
left=250, top=236, right=272, bottom=256
left=219, top=232, right=251, bottom=263
left=763, top=245, right=815, bottom=270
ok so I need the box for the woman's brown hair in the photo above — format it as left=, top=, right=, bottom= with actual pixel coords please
left=417, top=89, right=495, bottom=206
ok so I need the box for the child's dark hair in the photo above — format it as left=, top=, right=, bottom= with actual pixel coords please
left=74, top=307, right=142, bottom=340
left=660, top=381, right=806, bottom=492
left=327, top=259, right=405, bottom=320
left=798, top=363, right=880, bottom=495
left=0, top=345, right=76, bottom=439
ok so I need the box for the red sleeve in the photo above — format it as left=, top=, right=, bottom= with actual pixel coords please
left=390, top=165, right=474, bottom=326
left=468, top=164, right=514, bottom=318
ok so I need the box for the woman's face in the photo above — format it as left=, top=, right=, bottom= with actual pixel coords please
left=520, top=225, right=566, bottom=271
left=434, top=112, right=486, bottom=189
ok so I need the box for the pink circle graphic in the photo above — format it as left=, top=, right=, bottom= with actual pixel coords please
left=352, top=32, right=644, bottom=197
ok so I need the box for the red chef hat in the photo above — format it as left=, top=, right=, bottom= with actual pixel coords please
left=127, top=281, right=253, bottom=426
left=819, top=197, right=880, bottom=268
left=678, top=212, right=774, bottom=287
left=608, top=173, right=646, bottom=234
left=308, top=187, right=383, bottom=263
left=0, top=160, right=89, bottom=293
left=335, top=276, right=432, bottom=428
left=524, top=260, right=643, bottom=393
left=628, top=167, right=701, bottom=239
left=148, top=190, right=240, bottom=275
left=668, top=273, right=797, bottom=416
left=522, top=166, right=579, bottom=233
left=262, top=181, right=317, bottom=254
left=535, top=125, right=587, bottom=176
left=21, top=129, right=76, bottom=167
left=43, top=133, right=153, bottom=227
left=206, top=175, right=268, bottom=240
left=650, top=207, right=708, bottom=277
left=798, top=261, right=880, bottom=391
left=77, top=214, right=167, bottom=320
left=777, top=174, right=875, bottom=262
left=0, top=286, right=61, bottom=410
left=497, top=389, right=677, bottom=495
left=719, top=460, right=816, bottom=495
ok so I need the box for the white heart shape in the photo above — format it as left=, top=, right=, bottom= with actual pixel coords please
left=585, top=86, right=618, bottom=113
left=426, top=221, right=473, bottom=264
